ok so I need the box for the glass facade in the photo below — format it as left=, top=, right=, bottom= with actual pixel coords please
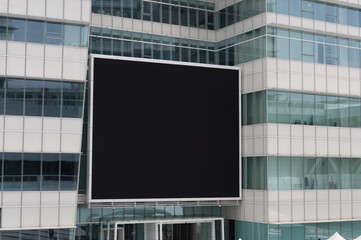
left=0, top=16, right=88, bottom=47
left=243, top=156, right=361, bottom=190
left=0, top=77, right=85, bottom=118
left=90, top=27, right=266, bottom=65
left=0, top=228, right=75, bottom=240
left=232, top=220, right=361, bottom=240
left=268, top=0, right=361, bottom=28
left=77, top=205, right=221, bottom=223
left=242, top=90, right=361, bottom=127
left=267, top=27, right=361, bottom=68
left=1, top=152, right=80, bottom=191
left=91, top=0, right=267, bottom=30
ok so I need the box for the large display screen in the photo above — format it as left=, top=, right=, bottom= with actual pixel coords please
left=89, top=56, right=240, bottom=202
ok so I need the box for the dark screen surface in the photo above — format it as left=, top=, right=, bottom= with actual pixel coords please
left=91, top=57, right=240, bottom=200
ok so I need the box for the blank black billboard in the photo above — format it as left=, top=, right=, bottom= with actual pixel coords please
left=91, top=57, right=240, bottom=200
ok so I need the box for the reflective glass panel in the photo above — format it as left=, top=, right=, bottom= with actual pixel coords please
left=6, top=79, right=24, bottom=115
left=279, top=157, right=291, bottom=190
left=341, top=158, right=351, bottom=189
left=3, top=153, right=22, bottom=191
left=60, top=154, right=79, bottom=190
left=27, top=20, right=44, bottom=43
left=25, top=80, right=43, bottom=116
left=23, top=153, right=41, bottom=191
left=42, top=153, right=59, bottom=190
left=304, top=157, right=316, bottom=189
left=43, top=81, right=61, bottom=117
left=64, top=24, right=81, bottom=47
left=292, top=157, right=304, bottom=190
left=327, top=96, right=339, bottom=126
left=328, top=158, right=340, bottom=189
left=7, top=18, right=25, bottom=41
left=290, top=92, right=302, bottom=124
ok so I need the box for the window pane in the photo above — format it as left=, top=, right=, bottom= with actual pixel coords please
left=81, top=26, right=89, bottom=48
left=290, top=0, right=301, bottom=17
left=315, top=43, right=325, bottom=64
left=152, top=3, right=160, bottom=22
left=326, top=44, right=337, bottom=58
left=25, top=80, right=43, bottom=116
left=348, top=47, right=359, bottom=68
left=23, top=153, right=41, bottom=191
left=348, top=8, right=359, bottom=27
left=304, top=157, right=316, bottom=189
left=277, top=91, right=290, bottom=124
left=350, top=98, right=361, bottom=128
left=27, top=20, right=44, bottom=43
left=0, top=78, right=5, bottom=115
left=60, top=154, right=79, bottom=190
left=245, top=222, right=254, bottom=240
left=46, top=22, right=63, bottom=45
left=316, top=157, right=328, bottom=189
left=352, top=158, right=361, bottom=189
left=162, top=4, right=170, bottom=24
left=0, top=17, right=6, bottom=40
left=341, top=158, right=351, bottom=189
left=64, top=24, right=81, bottom=47
left=315, top=95, right=327, bottom=126
left=253, top=91, right=265, bottom=124
left=277, top=0, right=289, bottom=14
left=338, top=6, right=348, bottom=25
left=303, top=41, right=314, bottom=56
left=42, top=153, right=59, bottom=191
left=328, top=158, right=340, bottom=189
left=6, top=79, right=24, bottom=115
left=123, top=0, right=132, bottom=18
left=292, top=224, right=305, bottom=240
left=290, top=39, right=301, bottom=61
left=43, top=81, right=61, bottom=117
left=255, top=157, right=266, bottom=190
left=291, top=92, right=303, bottom=124
left=268, top=157, right=278, bottom=190
left=279, top=224, right=291, bottom=240
left=277, top=37, right=289, bottom=59
left=279, top=157, right=291, bottom=190
left=245, top=157, right=254, bottom=189
left=62, top=82, right=84, bottom=118
left=339, top=97, right=349, bottom=127
left=268, top=90, right=277, bottom=123
left=314, top=2, right=325, bottom=21
left=7, top=18, right=25, bottom=42
left=303, top=93, right=314, bottom=125
left=3, top=153, right=22, bottom=191
left=338, top=46, right=349, bottom=66
left=327, top=95, right=339, bottom=126
left=291, top=157, right=303, bottom=190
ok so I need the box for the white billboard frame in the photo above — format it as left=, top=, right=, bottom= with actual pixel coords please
left=88, top=54, right=242, bottom=204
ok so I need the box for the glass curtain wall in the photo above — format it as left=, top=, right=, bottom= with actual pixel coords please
left=242, top=89, right=361, bottom=128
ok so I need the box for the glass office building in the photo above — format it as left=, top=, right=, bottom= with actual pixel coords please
left=2, top=0, right=361, bottom=239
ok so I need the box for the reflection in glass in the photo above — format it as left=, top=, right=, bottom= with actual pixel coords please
left=42, top=153, right=59, bottom=191
left=61, top=154, right=80, bottom=190
left=43, top=81, right=61, bottom=117
left=64, top=24, right=81, bottom=47
left=25, top=80, right=43, bottom=116
left=27, top=20, right=44, bottom=43
left=7, top=18, right=25, bottom=42
left=23, top=154, right=41, bottom=191
left=6, top=79, right=24, bottom=115
left=3, top=153, right=22, bottom=191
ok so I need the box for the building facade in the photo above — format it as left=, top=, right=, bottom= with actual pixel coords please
left=1, top=0, right=361, bottom=239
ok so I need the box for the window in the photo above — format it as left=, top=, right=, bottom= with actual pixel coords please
left=26, top=20, right=44, bottom=43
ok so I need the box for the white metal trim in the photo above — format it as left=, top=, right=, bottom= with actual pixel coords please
left=88, top=54, right=242, bottom=204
